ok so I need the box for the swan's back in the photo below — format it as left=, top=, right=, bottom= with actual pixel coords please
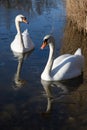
left=52, top=48, right=84, bottom=80
left=22, top=29, right=34, bottom=50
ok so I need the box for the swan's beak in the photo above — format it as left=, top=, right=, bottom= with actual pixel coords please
left=23, top=19, right=29, bottom=24
left=41, top=41, right=47, bottom=49
left=22, top=18, right=29, bottom=24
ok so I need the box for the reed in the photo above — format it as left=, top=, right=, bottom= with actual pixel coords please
left=60, top=20, right=87, bottom=77
left=66, top=0, right=87, bottom=33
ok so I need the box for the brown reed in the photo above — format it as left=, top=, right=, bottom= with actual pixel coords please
left=66, top=0, right=87, bottom=34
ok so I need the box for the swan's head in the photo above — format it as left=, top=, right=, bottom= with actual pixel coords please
left=41, top=35, right=55, bottom=49
left=15, top=14, right=28, bottom=24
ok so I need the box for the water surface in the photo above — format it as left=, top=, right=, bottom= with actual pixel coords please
left=0, top=0, right=87, bottom=130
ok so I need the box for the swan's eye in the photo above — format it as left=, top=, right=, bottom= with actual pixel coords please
left=21, top=17, right=28, bottom=24
left=21, top=17, right=26, bottom=21
left=44, top=39, right=48, bottom=43
left=23, top=17, right=27, bottom=20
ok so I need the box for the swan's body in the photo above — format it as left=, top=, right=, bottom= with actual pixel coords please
left=10, top=14, right=34, bottom=53
left=41, top=35, right=84, bottom=81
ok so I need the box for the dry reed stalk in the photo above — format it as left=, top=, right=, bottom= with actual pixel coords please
left=66, top=0, right=87, bottom=33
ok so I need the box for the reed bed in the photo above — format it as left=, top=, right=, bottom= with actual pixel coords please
left=66, top=0, right=87, bottom=33
left=60, top=20, right=87, bottom=77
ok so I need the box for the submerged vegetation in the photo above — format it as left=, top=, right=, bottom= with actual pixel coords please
left=66, top=0, right=87, bottom=34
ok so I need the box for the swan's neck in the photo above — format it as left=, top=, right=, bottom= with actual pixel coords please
left=15, top=20, right=24, bottom=49
left=44, top=42, right=55, bottom=77
left=15, top=20, right=21, bottom=34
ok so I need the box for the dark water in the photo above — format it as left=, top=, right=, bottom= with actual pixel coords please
left=0, top=0, right=87, bottom=130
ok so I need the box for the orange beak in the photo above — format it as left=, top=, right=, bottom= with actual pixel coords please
left=22, top=19, right=29, bottom=24
left=41, top=41, right=47, bottom=49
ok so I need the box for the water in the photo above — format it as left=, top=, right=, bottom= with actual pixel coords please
left=0, top=0, right=87, bottom=130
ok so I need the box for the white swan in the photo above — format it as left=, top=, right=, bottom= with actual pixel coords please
left=10, top=14, right=34, bottom=53
left=41, top=35, right=84, bottom=81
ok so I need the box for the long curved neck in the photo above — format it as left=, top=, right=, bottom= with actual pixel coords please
left=44, top=42, right=55, bottom=76
left=15, top=20, right=21, bottom=34
left=15, top=20, right=24, bottom=49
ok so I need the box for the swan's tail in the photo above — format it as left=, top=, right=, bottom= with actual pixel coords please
left=74, top=48, right=82, bottom=55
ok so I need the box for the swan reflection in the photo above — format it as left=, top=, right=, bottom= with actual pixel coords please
left=12, top=49, right=34, bottom=90
left=41, top=75, right=83, bottom=113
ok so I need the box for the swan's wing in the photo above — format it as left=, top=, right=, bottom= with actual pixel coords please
left=51, top=55, right=84, bottom=80
left=22, top=29, right=34, bottom=49
left=74, top=48, right=82, bottom=55
left=52, top=54, right=71, bottom=69
left=10, top=34, right=24, bottom=53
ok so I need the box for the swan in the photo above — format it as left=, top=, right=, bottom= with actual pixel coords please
left=40, top=35, right=84, bottom=81
left=10, top=14, right=34, bottom=53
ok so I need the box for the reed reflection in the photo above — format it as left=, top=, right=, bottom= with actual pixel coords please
left=12, top=50, right=34, bottom=90
left=41, top=75, right=83, bottom=113
left=0, top=0, right=62, bottom=12
left=0, top=0, right=32, bottom=10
